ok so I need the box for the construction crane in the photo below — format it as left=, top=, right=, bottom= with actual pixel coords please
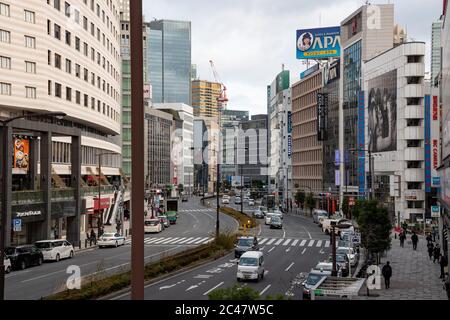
left=209, top=60, right=228, bottom=110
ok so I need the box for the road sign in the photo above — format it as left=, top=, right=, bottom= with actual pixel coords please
left=352, top=233, right=361, bottom=244
left=13, top=219, right=22, bottom=232
left=431, top=206, right=440, bottom=218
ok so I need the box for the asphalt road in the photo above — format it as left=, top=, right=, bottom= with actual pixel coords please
left=114, top=200, right=331, bottom=300
left=4, top=196, right=237, bottom=300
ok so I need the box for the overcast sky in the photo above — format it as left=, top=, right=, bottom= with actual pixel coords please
left=143, top=0, right=443, bottom=116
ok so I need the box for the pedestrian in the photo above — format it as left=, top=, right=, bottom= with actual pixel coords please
left=90, top=229, right=96, bottom=246
left=411, top=232, right=418, bottom=250
left=381, top=261, right=392, bottom=289
left=439, top=255, right=448, bottom=279
left=434, top=245, right=441, bottom=264
left=433, top=227, right=438, bottom=242
left=427, top=242, right=434, bottom=260
left=443, top=273, right=450, bottom=300
left=399, top=232, right=406, bottom=248
left=426, top=233, right=433, bottom=244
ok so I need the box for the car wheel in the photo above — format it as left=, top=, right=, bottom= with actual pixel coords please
left=115, top=241, right=118, bottom=248
left=55, top=253, right=60, bottom=262
left=37, top=257, right=43, bottom=266
left=20, top=260, right=27, bottom=270
left=69, top=251, right=74, bottom=258
left=5, top=266, right=11, bottom=274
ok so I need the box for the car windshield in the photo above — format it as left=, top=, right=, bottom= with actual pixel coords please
left=145, top=220, right=159, bottom=226
left=336, top=248, right=351, bottom=255
left=102, top=233, right=115, bottom=238
left=335, top=255, right=347, bottom=263
left=237, top=239, right=253, bottom=247
left=271, top=217, right=281, bottom=223
left=239, top=257, right=258, bottom=266
left=307, top=274, right=324, bottom=285
left=34, top=242, right=52, bottom=249
left=5, top=248, right=16, bottom=255
left=315, top=263, right=332, bottom=271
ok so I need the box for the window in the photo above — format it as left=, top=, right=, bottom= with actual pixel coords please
left=0, top=3, right=10, bottom=17
left=0, top=56, right=11, bottom=69
left=47, top=19, right=51, bottom=35
left=0, top=29, right=11, bottom=43
left=407, top=98, right=421, bottom=106
left=26, top=86, right=36, bottom=99
left=74, top=9, right=79, bottom=23
left=65, top=59, right=72, bottom=74
left=84, top=94, right=88, bottom=107
left=25, top=36, right=36, bottom=48
left=75, top=64, right=80, bottom=77
left=54, top=0, right=61, bottom=11
left=407, top=182, right=421, bottom=190
left=55, top=82, right=62, bottom=97
left=48, top=80, right=52, bottom=95
left=90, top=22, right=94, bottom=36
left=407, top=161, right=421, bottom=169
left=83, top=42, right=88, bottom=56
left=75, top=90, right=81, bottom=104
left=406, top=119, right=421, bottom=127
left=75, top=37, right=80, bottom=51
left=66, top=87, right=72, bottom=101
left=65, top=31, right=71, bottom=46
left=65, top=2, right=70, bottom=17
left=91, top=72, right=95, bottom=85
left=0, top=82, right=11, bottom=95
left=25, top=61, right=36, bottom=74
left=96, top=4, right=100, bottom=16
left=83, top=16, right=88, bottom=30
left=406, top=140, right=421, bottom=148
left=48, top=50, right=52, bottom=65
left=24, top=10, right=35, bottom=23
left=407, top=77, right=421, bottom=84
left=84, top=68, right=88, bottom=81
left=55, top=53, right=61, bottom=69
left=91, top=97, right=95, bottom=109
left=407, top=55, right=421, bottom=63
left=54, top=24, right=61, bottom=40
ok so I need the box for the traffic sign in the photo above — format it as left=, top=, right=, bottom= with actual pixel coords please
left=352, top=232, right=361, bottom=244
left=13, top=219, right=22, bottom=232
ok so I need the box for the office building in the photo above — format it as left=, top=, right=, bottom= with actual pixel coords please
left=432, top=20, right=443, bottom=85
left=147, top=19, right=192, bottom=105
left=200, top=116, right=220, bottom=193
left=0, top=0, right=122, bottom=245
left=192, top=79, right=222, bottom=118
left=193, top=119, right=208, bottom=193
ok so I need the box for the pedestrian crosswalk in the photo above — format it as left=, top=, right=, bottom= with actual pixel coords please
left=257, top=237, right=330, bottom=249
left=179, top=209, right=215, bottom=213
left=124, top=237, right=214, bottom=246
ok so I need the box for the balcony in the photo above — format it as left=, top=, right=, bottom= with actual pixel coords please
left=404, top=84, right=424, bottom=98
left=404, top=105, right=424, bottom=119
left=404, top=147, right=424, bottom=161
left=404, top=63, right=425, bottom=77
left=404, top=168, right=425, bottom=182
left=12, top=190, right=44, bottom=205
left=404, top=126, right=424, bottom=140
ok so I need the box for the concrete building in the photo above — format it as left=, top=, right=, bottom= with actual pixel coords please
left=154, top=103, right=194, bottom=193
left=267, top=70, right=291, bottom=207
left=432, top=20, right=443, bottom=85
left=0, top=0, right=122, bottom=244
left=291, top=67, right=324, bottom=196
left=147, top=19, right=192, bottom=105
left=200, top=116, right=220, bottom=193
left=193, top=119, right=208, bottom=193
left=363, top=42, right=426, bottom=223
left=192, top=79, right=222, bottom=118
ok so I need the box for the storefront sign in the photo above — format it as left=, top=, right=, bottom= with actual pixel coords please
left=425, top=95, right=431, bottom=193
left=94, top=198, right=110, bottom=210
left=433, top=96, right=438, bottom=121
left=16, top=210, right=41, bottom=217
left=433, top=139, right=439, bottom=170
left=431, top=206, right=440, bottom=218
left=13, top=219, right=22, bottom=232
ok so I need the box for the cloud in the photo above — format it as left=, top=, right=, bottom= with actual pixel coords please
left=143, top=0, right=441, bottom=115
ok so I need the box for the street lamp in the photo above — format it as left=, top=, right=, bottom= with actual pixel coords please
left=190, top=147, right=194, bottom=197
left=331, top=220, right=338, bottom=277
left=0, top=111, right=66, bottom=301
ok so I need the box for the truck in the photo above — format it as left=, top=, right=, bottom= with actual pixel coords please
left=166, top=198, right=179, bottom=224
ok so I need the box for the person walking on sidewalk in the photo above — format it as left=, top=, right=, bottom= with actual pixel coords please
left=443, top=273, right=450, bottom=300
left=439, top=255, right=448, bottom=279
left=411, top=232, right=419, bottom=250
left=434, top=245, right=441, bottom=264
left=426, top=233, right=433, bottom=245
left=427, top=242, right=434, bottom=260
left=382, top=261, right=392, bottom=289
left=399, top=232, right=406, bottom=248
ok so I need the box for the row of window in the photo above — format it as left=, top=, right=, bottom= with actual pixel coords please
left=0, top=29, right=36, bottom=48
left=47, top=19, right=120, bottom=83
left=47, top=50, right=119, bottom=103
left=51, top=141, right=121, bottom=167
left=0, top=82, right=36, bottom=98
left=47, top=80, right=120, bottom=123
left=0, top=3, right=36, bottom=23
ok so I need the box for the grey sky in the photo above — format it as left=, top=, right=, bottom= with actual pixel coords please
left=143, top=0, right=442, bottom=116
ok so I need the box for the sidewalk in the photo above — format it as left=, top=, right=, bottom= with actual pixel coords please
left=357, top=234, right=447, bottom=300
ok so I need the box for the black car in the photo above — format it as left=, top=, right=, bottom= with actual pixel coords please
left=5, top=245, right=44, bottom=270
left=234, top=236, right=259, bottom=258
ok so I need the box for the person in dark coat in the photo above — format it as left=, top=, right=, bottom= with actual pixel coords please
left=433, top=245, right=441, bottom=264
left=381, top=261, right=392, bottom=289
left=427, top=242, right=434, bottom=260
left=399, top=232, right=406, bottom=248
left=426, top=233, right=433, bottom=244
left=90, top=229, right=96, bottom=246
left=440, top=255, right=448, bottom=279
left=443, top=273, right=450, bottom=300
left=411, top=232, right=418, bottom=250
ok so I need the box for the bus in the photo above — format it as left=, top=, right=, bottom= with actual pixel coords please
left=262, top=195, right=275, bottom=210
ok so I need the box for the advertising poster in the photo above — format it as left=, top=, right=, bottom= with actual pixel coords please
left=358, top=91, right=365, bottom=198
left=368, top=70, right=397, bottom=153
left=296, top=27, right=341, bottom=59
left=13, top=138, right=30, bottom=171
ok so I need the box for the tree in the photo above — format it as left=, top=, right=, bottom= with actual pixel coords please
left=353, top=200, right=392, bottom=263
left=208, top=284, right=260, bottom=300
left=305, top=192, right=315, bottom=216
left=295, top=190, right=305, bottom=209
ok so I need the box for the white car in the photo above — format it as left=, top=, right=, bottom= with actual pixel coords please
left=336, top=246, right=359, bottom=267
left=144, top=219, right=163, bottom=233
left=34, top=240, right=74, bottom=262
left=248, top=199, right=255, bottom=206
left=3, top=255, right=11, bottom=274
left=98, top=233, right=126, bottom=248
left=235, top=197, right=242, bottom=204
left=237, top=251, right=265, bottom=282
left=265, top=213, right=274, bottom=225
left=222, top=197, right=230, bottom=204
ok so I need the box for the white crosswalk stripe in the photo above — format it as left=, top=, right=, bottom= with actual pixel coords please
left=259, top=238, right=268, bottom=245
left=194, top=237, right=210, bottom=244
left=324, top=241, right=330, bottom=247
left=291, top=239, right=299, bottom=246
left=186, top=237, right=203, bottom=244
left=125, top=236, right=215, bottom=246
left=308, top=240, right=315, bottom=247
left=178, top=237, right=195, bottom=244
left=156, top=238, right=175, bottom=244
left=316, top=240, right=323, bottom=247
left=266, top=238, right=276, bottom=245
left=165, top=237, right=182, bottom=244
left=299, top=240, right=307, bottom=247
left=275, top=239, right=284, bottom=245
left=282, top=239, right=291, bottom=246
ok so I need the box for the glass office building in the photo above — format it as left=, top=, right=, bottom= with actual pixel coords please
left=147, top=20, right=192, bottom=105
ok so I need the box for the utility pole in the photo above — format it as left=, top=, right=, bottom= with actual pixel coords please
left=331, top=221, right=337, bottom=277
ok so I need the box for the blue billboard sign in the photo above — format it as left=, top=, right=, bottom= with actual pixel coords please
left=300, top=63, right=319, bottom=79
left=296, top=27, right=341, bottom=60
left=287, top=111, right=292, bottom=134
left=357, top=91, right=365, bottom=198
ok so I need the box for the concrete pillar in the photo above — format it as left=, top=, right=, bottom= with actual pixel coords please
left=67, top=135, right=81, bottom=246
left=28, top=138, right=39, bottom=190
left=39, top=131, right=52, bottom=240
left=1, top=125, right=13, bottom=246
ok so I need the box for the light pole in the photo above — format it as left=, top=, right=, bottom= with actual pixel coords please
left=97, top=152, right=118, bottom=237
left=349, top=148, right=374, bottom=200
left=190, top=147, right=194, bottom=197
left=216, top=111, right=222, bottom=240
left=0, top=111, right=66, bottom=301
left=331, top=220, right=337, bottom=277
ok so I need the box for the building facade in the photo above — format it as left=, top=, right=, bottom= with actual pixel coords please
left=147, top=19, right=192, bottom=105
left=432, top=20, right=443, bottom=85
left=0, top=0, right=122, bottom=244
left=192, top=79, right=222, bottom=118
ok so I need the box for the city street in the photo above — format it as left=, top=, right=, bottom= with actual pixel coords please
left=113, top=201, right=330, bottom=300
left=4, top=197, right=237, bottom=300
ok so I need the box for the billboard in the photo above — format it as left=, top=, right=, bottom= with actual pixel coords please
left=276, top=70, right=290, bottom=94
left=368, top=70, right=397, bottom=153
left=13, top=138, right=30, bottom=171
left=296, top=27, right=341, bottom=60
left=358, top=91, right=365, bottom=198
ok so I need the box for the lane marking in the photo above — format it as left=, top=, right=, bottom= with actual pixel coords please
left=316, top=240, right=323, bottom=247
left=194, top=275, right=212, bottom=279
left=285, top=248, right=291, bottom=253
left=275, top=239, right=284, bottom=245
left=144, top=238, right=160, bottom=244
left=282, top=239, right=291, bottom=246
left=266, top=238, right=276, bottom=245
left=259, top=284, right=271, bottom=296
left=260, top=246, right=265, bottom=251
left=203, top=282, right=224, bottom=296
left=291, top=239, right=299, bottom=246
left=178, top=237, right=194, bottom=244
left=193, top=237, right=210, bottom=244
left=152, top=237, right=171, bottom=244
left=268, top=247, right=275, bottom=253
left=301, top=248, right=307, bottom=255
left=259, top=238, right=268, bottom=245
left=299, top=240, right=307, bottom=247
left=285, top=262, right=294, bottom=272
left=283, top=228, right=286, bottom=239
left=169, top=238, right=186, bottom=244
left=186, top=237, right=202, bottom=244
left=308, top=240, right=315, bottom=247
left=164, top=238, right=181, bottom=244
left=324, top=241, right=330, bottom=248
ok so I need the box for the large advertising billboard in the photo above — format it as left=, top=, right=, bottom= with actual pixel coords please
left=368, top=70, right=397, bottom=153
left=358, top=91, right=365, bottom=198
left=296, top=27, right=341, bottom=60
left=13, top=138, right=30, bottom=171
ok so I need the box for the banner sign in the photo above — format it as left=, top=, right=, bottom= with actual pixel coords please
left=317, top=93, right=328, bottom=141
left=296, top=27, right=341, bottom=60
left=287, top=111, right=292, bottom=134
left=288, top=135, right=292, bottom=158
left=425, top=95, right=431, bottom=193
left=358, top=91, right=365, bottom=198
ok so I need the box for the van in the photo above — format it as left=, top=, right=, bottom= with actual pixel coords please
left=236, top=251, right=265, bottom=282
left=313, top=210, right=329, bottom=224
left=34, top=240, right=74, bottom=262
left=322, top=219, right=339, bottom=235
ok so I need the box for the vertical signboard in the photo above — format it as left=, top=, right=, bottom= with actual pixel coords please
left=13, top=138, right=30, bottom=171
left=425, top=95, right=431, bottom=193
left=431, top=95, right=441, bottom=188
left=287, top=111, right=292, bottom=134
left=287, top=135, right=292, bottom=158
left=317, top=93, right=328, bottom=141
left=358, top=91, right=365, bottom=198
